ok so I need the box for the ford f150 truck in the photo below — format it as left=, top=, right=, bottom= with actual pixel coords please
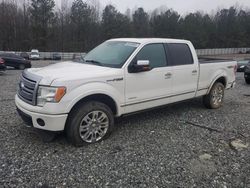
left=15, top=38, right=237, bottom=146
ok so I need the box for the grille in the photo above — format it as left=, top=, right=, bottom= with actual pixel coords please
left=18, top=71, right=40, bottom=105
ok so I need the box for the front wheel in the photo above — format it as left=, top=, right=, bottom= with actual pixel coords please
left=66, top=101, right=114, bottom=147
left=203, top=82, right=225, bottom=109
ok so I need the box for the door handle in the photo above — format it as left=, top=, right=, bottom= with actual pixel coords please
left=192, top=70, right=198, bottom=74
left=165, top=73, right=172, bottom=79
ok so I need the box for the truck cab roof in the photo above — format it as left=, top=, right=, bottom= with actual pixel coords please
left=108, top=38, right=191, bottom=45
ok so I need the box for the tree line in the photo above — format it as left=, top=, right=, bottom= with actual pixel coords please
left=0, top=0, right=250, bottom=52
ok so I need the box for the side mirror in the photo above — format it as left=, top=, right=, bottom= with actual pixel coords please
left=129, top=60, right=151, bottom=73
left=137, top=60, right=149, bottom=66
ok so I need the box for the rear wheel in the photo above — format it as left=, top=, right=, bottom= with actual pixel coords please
left=19, top=64, right=25, bottom=70
left=66, top=101, right=114, bottom=147
left=203, top=82, right=225, bottom=109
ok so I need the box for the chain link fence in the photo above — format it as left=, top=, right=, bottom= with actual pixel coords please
left=196, top=48, right=250, bottom=56
left=1, top=47, right=250, bottom=60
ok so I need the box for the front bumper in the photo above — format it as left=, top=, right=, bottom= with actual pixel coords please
left=30, top=57, right=40, bottom=60
left=16, top=95, right=68, bottom=131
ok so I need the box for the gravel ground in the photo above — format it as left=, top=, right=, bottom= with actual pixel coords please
left=0, top=60, right=249, bottom=188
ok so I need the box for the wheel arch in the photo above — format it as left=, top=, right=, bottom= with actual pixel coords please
left=68, top=93, right=119, bottom=117
left=207, top=75, right=227, bottom=94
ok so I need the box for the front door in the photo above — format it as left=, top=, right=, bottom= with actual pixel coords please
left=124, top=43, right=173, bottom=114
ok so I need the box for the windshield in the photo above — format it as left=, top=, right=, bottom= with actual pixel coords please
left=81, top=41, right=140, bottom=68
left=31, top=52, right=38, bottom=55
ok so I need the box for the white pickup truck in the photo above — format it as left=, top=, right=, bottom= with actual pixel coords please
left=15, top=38, right=237, bottom=146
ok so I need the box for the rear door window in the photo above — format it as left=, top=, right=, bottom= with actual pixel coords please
left=166, top=43, right=193, bottom=66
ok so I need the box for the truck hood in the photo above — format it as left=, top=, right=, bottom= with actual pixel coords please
left=27, top=61, right=121, bottom=85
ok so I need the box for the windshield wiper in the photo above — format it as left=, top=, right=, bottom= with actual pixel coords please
left=85, top=59, right=103, bottom=66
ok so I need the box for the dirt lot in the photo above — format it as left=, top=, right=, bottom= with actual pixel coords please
left=0, top=60, right=250, bottom=187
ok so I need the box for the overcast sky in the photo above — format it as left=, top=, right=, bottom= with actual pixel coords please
left=99, top=0, right=250, bottom=14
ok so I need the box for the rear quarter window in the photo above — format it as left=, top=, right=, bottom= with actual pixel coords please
left=166, top=43, right=193, bottom=66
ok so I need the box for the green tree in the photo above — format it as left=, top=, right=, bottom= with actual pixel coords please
left=70, top=0, right=92, bottom=51
left=29, top=0, right=55, bottom=50
left=214, top=7, right=248, bottom=48
left=179, top=12, right=214, bottom=48
left=1, top=2, right=250, bottom=52
left=102, top=5, right=131, bottom=40
left=150, top=9, right=180, bottom=38
left=132, top=8, right=150, bottom=37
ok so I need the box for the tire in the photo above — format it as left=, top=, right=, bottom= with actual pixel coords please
left=19, top=64, right=25, bottom=70
left=66, top=101, right=114, bottom=147
left=245, top=78, right=250, bottom=84
left=203, top=82, right=225, bottom=109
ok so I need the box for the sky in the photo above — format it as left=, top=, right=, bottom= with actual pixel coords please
left=99, top=0, right=250, bottom=15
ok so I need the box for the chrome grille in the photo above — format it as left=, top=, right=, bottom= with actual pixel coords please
left=18, top=70, right=41, bottom=105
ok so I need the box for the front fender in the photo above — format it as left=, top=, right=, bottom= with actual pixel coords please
left=63, top=82, right=124, bottom=116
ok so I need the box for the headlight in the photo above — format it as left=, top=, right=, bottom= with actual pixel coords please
left=37, top=86, right=66, bottom=107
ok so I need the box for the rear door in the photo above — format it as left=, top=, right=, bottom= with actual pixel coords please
left=165, top=43, right=198, bottom=102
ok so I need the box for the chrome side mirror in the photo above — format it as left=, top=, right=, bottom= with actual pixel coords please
left=137, top=60, right=150, bottom=66
left=128, top=60, right=151, bottom=73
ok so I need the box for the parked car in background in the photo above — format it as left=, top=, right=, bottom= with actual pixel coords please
left=31, top=49, right=39, bottom=53
left=0, top=58, right=6, bottom=72
left=0, top=53, right=31, bottom=70
left=52, top=53, right=61, bottom=60
left=244, top=61, right=250, bottom=84
left=30, top=52, right=40, bottom=60
left=20, top=52, right=29, bottom=60
left=43, top=53, right=62, bottom=60
left=72, top=53, right=86, bottom=61
left=237, top=60, right=249, bottom=72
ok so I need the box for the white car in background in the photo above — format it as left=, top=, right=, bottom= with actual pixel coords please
left=30, top=49, right=40, bottom=60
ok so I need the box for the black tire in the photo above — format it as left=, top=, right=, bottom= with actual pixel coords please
left=19, top=64, right=25, bottom=70
left=203, top=82, right=225, bottom=109
left=66, top=101, right=114, bottom=147
left=245, top=78, right=250, bottom=84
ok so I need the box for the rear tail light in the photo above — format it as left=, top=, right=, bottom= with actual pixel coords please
left=0, top=58, right=4, bottom=64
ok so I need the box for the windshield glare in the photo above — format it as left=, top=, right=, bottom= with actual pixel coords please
left=82, top=41, right=140, bottom=68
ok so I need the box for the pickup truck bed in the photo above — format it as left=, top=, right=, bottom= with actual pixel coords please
left=197, top=57, right=236, bottom=98
left=198, top=56, right=233, bottom=64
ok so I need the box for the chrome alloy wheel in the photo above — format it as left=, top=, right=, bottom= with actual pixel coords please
left=212, top=85, right=224, bottom=106
left=79, top=110, right=109, bottom=143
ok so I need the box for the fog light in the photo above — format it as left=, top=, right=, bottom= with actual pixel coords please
left=37, top=118, right=45, bottom=127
